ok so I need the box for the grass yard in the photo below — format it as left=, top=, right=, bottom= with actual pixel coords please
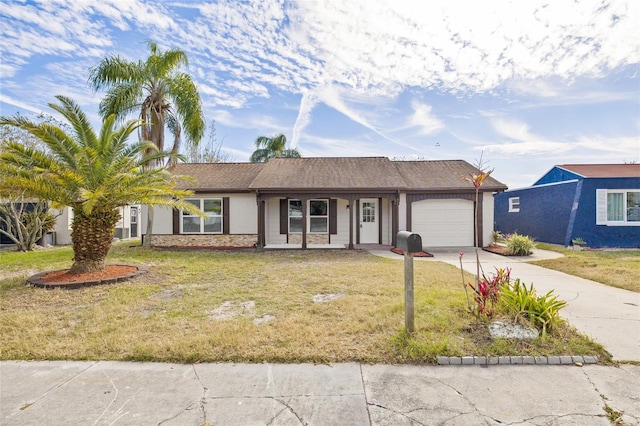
left=532, top=244, right=640, bottom=293
left=0, top=243, right=608, bottom=364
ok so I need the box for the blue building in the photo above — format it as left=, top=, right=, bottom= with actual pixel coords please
left=495, top=164, right=640, bottom=248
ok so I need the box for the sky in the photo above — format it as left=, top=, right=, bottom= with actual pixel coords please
left=1, top=0, right=639, bottom=189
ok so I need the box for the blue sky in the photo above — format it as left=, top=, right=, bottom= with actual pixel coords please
left=1, top=0, right=638, bottom=189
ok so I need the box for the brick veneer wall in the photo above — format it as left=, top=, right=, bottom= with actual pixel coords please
left=151, top=234, right=257, bottom=248
left=287, top=234, right=329, bottom=244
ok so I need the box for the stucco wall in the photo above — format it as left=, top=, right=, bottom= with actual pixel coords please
left=482, top=192, right=495, bottom=246
left=494, top=181, right=577, bottom=245
left=53, top=207, right=72, bottom=245
left=572, top=178, right=640, bottom=248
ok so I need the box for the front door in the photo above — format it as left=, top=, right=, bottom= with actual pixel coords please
left=360, top=199, right=378, bottom=244
left=130, top=207, right=138, bottom=238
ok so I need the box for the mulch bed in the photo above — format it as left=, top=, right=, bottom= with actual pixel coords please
left=27, top=265, right=148, bottom=289
left=390, top=247, right=433, bottom=257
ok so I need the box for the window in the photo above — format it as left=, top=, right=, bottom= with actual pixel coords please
left=289, top=200, right=302, bottom=233
left=596, top=189, right=640, bottom=226
left=362, top=201, right=375, bottom=222
left=182, top=198, right=222, bottom=233
left=508, top=197, right=520, bottom=213
left=309, top=200, right=328, bottom=232
left=288, top=199, right=328, bottom=233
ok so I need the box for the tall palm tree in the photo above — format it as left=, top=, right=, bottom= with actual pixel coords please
left=88, top=40, right=205, bottom=247
left=250, top=133, right=301, bottom=162
left=0, top=96, right=203, bottom=273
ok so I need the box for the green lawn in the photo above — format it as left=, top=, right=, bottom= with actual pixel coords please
left=532, top=244, right=640, bottom=293
left=0, top=243, right=608, bottom=364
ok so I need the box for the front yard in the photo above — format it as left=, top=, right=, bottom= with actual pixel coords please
left=532, top=244, right=640, bottom=293
left=0, top=244, right=607, bottom=364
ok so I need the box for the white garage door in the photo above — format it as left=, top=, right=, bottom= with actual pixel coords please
left=411, top=199, right=474, bottom=247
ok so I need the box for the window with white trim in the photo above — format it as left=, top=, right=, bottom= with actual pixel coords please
left=181, top=198, right=222, bottom=233
left=508, top=197, right=520, bottom=212
left=288, top=199, right=329, bottom=233
left=596, top=189, right=640, bottom=226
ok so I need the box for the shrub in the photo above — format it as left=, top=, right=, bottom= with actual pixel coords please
left=506, top=233, right=535, bottom=256
left=468, top=267, right=511, bottom=318
left=500, top=279, right=567, bottom=337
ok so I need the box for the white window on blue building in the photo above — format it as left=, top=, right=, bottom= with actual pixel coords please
left=596, top=189, right=640, bottom=226
left=508, top=197, right=520, bottom=213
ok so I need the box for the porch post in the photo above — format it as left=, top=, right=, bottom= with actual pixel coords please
left=392, top=195, right=399, bottom=247
left=256, top=194, right=265, bottom=249
left=355, top=200, right=360, bottom=244
left=301, top=197, right=308, bottom=249
left=348, top=197, right=354, bottom=249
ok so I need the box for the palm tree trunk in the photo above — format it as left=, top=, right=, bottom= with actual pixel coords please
left=69, top=208, right=120, bottom=273
left=143, top=205, right=154, bottom=248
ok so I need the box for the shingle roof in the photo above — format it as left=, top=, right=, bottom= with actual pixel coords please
left=558, top=164, right=640, bottom=178
left=170, top=157, right=508, bottom=192
left=248, top=157, right=407, bottom=190
left=393, top=160, right=508, bottom=191
left=171, top=163, right=264, bottom=191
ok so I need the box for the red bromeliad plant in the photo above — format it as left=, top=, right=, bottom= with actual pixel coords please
left=468, top=268, right=511, bottom=318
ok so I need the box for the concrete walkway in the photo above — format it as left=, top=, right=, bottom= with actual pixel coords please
left=1, top=360, right=639, bottom=425
left=371, top=247, right=640, bottom=362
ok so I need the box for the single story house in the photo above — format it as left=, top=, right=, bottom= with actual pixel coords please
left=53, top=204, right=141, bottom=245
left=494, top=164, right=640, bottom=248
left=143, top=157, right=507, bottom=250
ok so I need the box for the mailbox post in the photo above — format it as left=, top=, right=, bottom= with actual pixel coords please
left=396, top=231, right=422, bottom=333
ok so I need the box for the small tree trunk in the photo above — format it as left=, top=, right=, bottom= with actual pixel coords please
left=69, top=208, right=120, bottom=274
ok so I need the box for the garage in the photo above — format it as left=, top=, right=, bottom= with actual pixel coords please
left=411, top=199, right=474, bottom=247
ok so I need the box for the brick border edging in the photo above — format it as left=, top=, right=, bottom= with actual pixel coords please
left=27, top=265, right=149, bottom=289
left=437, top=355, right=599, bottom=366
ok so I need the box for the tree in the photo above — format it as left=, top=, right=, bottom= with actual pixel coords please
left=0, top=96, right=203, bottom=273
left=249, top=133, right=301, bottom=162
left=1, top=113, right=66, bottom=250
left=0, top=195, right=57, bottom=252
left=185, top=120, right=233, bottom=163
left=88, top=40, right=206, bottom=247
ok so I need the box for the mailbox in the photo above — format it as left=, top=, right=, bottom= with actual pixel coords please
left=396, top=231, right=422, bottom=254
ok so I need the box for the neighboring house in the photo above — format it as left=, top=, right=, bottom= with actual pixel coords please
left=53, top=204, right=141, bottom=245
left=143, top=157, right=507, bottom=250
left=494, top=164, right=640, bottom=248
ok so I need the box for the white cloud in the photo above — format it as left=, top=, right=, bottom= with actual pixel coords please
left=482, top=117, right=640, bottom=158
left=291, top=91, right=319, bottom=148
left=492, top=118, right=534, bottom=141
left=3, top=0, right=638, bottom=109
left=406, top=101, right=444, bottom=136
left=480, top=140, right=575, bottom=156
left=0, top=95, right=47, bottom=115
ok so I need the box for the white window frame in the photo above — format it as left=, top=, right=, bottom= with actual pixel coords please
left=181, top=198, right=223, bottom=234
left=596, top=189, right=640, bottom=226
left=508, top=197, right=520, bottom=213
left=288, top=199, right=329, bottom=234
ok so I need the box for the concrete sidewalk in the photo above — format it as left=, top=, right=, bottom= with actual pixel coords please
left=371, top=247, right=640, bottom=362
left=1, top=360, right=639, bottom=425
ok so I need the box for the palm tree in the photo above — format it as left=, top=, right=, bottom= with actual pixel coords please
left=0, top=96, right=203, bottom=273
left=250, top=133, right=301, bottom=162
left=88, top=40, right=205, bottom=247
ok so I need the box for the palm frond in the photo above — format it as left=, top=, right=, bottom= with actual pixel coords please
left=168, top=73, right=205, bottom=145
